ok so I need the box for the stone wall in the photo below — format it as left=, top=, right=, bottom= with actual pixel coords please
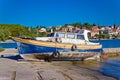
left=103, top=48, right=120, bottom=53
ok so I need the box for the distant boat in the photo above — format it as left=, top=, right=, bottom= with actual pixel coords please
left=12, top=30, right=102, bottom=60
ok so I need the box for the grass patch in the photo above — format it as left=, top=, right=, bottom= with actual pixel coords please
left=0, top=47, right=4, bottom=52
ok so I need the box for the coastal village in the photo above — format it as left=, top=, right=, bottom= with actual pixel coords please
left=0, top=23, right=120, bottom=41
left=39, top=24, right=120, bottom=39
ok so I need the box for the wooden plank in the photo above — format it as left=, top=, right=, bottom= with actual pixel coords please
left=36, top=72, right=44, bottom=80
left=11, top=71, right=16, bottom=80
left=36, top=70, right=66, bottom=80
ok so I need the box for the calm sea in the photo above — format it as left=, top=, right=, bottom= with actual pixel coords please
left=92, top=39, right=120, bottom=79
left=90, top=39, right=120, bottom=48
left=100, top=59, right=120, bottom=80
left=0, top=43, right=17, bottom=48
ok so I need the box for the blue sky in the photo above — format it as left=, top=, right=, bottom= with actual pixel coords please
left=0, top=0, right=120, bottom=27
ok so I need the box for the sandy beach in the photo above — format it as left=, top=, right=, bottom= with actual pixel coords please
left=0, top=49, right=115, bottom=80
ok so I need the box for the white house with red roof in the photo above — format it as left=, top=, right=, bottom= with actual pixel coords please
left=90, top=26, right=100, bottom=37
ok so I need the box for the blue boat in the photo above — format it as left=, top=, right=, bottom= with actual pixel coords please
left=12, top=30, right=102, bottom=60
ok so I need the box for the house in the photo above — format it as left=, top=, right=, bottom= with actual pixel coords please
left=116, top=26, right=120, bottom=34
left=39, top=28, right=47, bottom=32
left=107, top=26, right=119, bottom=35
left=111, top=26, right=117, bottom=34
left=67, top=25, right=74, bottom=32
left=90, top=26, right=100, bottom=37
left=99, top=26, right=112, bottom=34
left=90, top=30, right=100, bottom=37
left=82, top=27, right=87, bottom=30
left=92, top=26, right=99, bottom=30
left=72, top=27, right=80, bottom=33
left=60, top=27, right=68, bottom=32
left=55, top=26, right=62, bottom=31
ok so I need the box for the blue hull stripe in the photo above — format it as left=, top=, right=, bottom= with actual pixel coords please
left=16, top=41, right=102, bottom=55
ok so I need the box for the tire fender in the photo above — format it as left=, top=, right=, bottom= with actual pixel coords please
left=52, top=51, right=60, bottom=58
left=71, top=44, right=77, bottom=51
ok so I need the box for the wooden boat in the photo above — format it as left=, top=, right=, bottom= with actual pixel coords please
left=12, top=30, right=102, bottom=60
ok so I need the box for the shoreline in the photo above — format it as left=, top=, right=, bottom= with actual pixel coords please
left=0, top=48, right=116, bottom=80
left=0, top=40, right=15, bottom=43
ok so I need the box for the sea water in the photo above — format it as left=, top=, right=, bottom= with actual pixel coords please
left=91, top=39, right=120, bottom=48
left=0, top=43, right=17, bottom=48
left=92, top=39, right=120, bottom=79
left=100, top=59, right=120, bottom=80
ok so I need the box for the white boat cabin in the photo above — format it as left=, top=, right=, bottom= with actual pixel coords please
left=35, top=30, right=99, bottom=45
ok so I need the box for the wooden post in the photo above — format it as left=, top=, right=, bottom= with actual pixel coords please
left=36, top=71, right=44, bottom=80
left=11, top=71, right=16, bottom=80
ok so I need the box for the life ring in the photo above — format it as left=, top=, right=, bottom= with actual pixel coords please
left=52, top=51, right=60, bottom=58
left=71, top=44, right=77, bottom=51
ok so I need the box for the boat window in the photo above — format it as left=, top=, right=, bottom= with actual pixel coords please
left=49, top=33, right=54, bottom=37
left=56, top=33, right=65, bottom=38
left=77, top=35, right=84, bottom=40
left=67, top=34, right=75, bottom=39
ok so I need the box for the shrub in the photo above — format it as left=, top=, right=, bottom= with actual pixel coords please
left=0, top=47, right=4, bottom=52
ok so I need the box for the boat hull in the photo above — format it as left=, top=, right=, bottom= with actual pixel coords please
left=15, top=40, right=103, bottom=59
left=13, top=37, right=102, bottom=50
left=12, top=37, right=103, bottom=59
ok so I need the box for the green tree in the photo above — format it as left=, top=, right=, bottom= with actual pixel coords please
left=71, top=22, right=82, bottom=29
left=92, top=23, right=97, bottom=26
left=38, top=32, right=47, bottom=37
left=83, top=22, right=92, bottom=30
